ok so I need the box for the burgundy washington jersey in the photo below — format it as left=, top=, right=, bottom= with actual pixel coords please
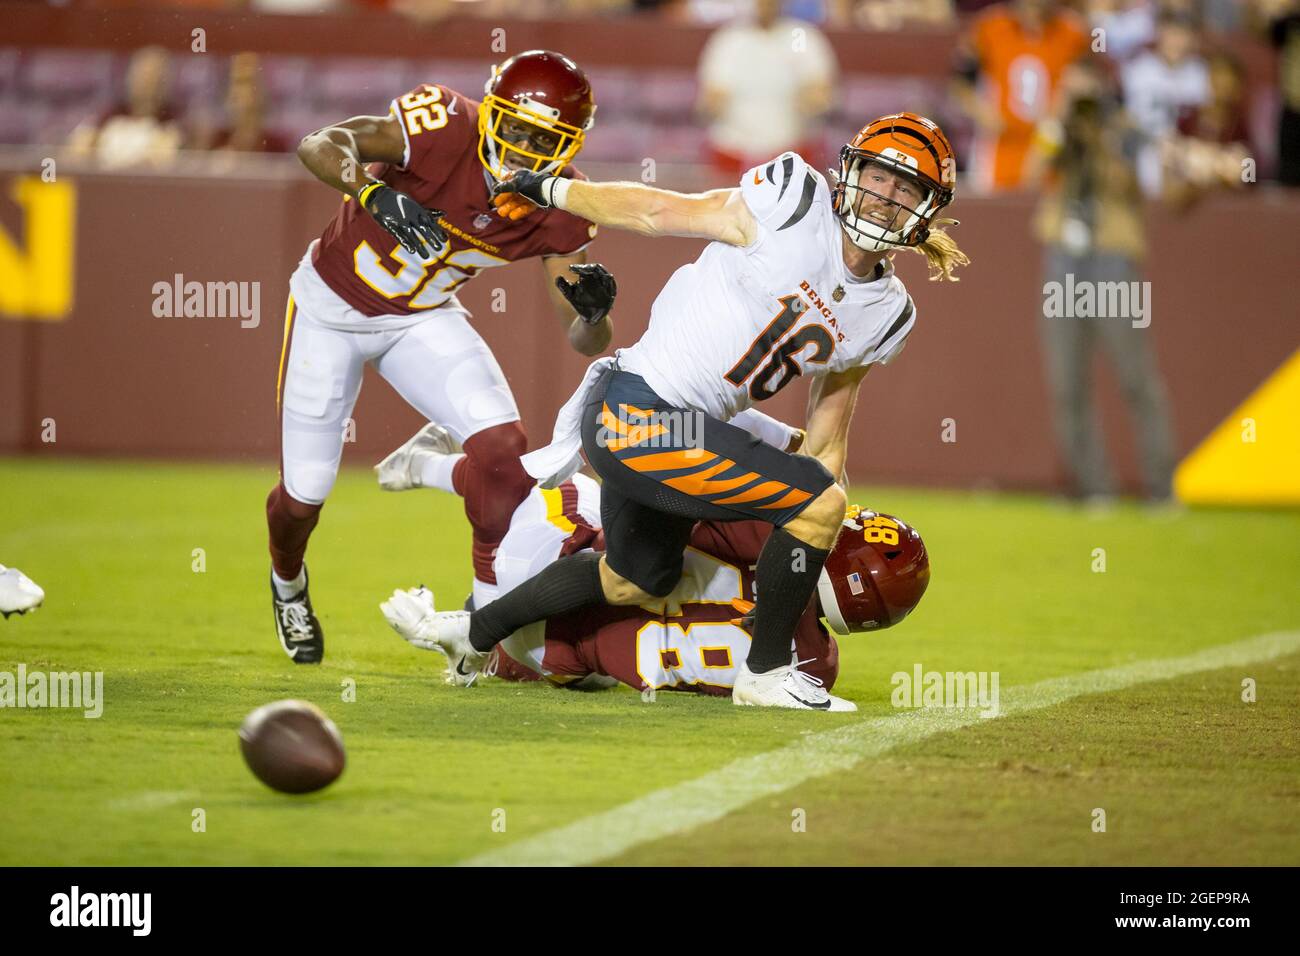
left=311, top=84, right=597, bottom=318
left=495, top=518, right=839, bottom=696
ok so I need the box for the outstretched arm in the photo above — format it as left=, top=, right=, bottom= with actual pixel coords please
left=495, top=171, right=758, bottom=247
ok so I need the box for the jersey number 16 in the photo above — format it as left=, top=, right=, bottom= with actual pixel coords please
left=724, top=294, right=835, bottom=401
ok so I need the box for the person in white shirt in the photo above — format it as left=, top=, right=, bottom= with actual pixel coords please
left=698, top=0, right=837, bottom=179
left=393, top=112, right=968, bottom=712
left=1120, top=10, right=1210, bottom=196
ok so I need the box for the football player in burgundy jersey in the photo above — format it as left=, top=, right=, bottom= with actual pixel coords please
left=267, top=51, right=614, bottom=664
left=381, top=471, right=931, bottom=702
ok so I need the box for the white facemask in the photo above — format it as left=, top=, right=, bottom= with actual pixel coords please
left=838, top=152, right=935, bottom=252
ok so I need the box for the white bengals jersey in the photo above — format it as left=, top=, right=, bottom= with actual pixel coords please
left=618, top=151, right=915, bottom=422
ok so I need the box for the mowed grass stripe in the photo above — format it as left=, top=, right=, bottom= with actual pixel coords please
left=461, top=630, right=1300, bottom=867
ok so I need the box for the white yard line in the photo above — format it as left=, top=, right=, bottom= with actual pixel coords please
left=105, top=790, right=201, bottom=812
left=461, top=630, right=1300, bottom=867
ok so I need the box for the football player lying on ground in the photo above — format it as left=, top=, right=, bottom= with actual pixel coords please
left=380, top=112, right=967, bottom=710
left=375, top=404, right=813, bottom=619
left=380, top=473, right=929, bottom=702
left=265, top=50, right=613, bottom=664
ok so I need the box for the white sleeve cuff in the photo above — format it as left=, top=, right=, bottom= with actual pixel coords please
left=548, top=176, right=572, bottom=209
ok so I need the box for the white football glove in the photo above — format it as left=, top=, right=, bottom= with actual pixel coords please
left=380, top=586, right=439, bottom=649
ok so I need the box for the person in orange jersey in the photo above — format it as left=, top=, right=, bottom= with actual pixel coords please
left=954, top=0, right=1090, bottom=192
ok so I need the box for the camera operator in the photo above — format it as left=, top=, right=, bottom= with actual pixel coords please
left=1027, top=62, right=1175, bottom=505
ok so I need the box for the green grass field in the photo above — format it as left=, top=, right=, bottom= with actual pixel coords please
left=1, top=457, right=1297, bottom=866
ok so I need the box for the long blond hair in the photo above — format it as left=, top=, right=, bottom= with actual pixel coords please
left=911, top=219, right=969, bottom=282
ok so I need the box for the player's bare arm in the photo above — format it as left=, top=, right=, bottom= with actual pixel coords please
left=542, top=251, right=614, bottom=356
left=496, top=172, right=758, bottom=247
left=296, top=113, right=406, bottom=195
left=297, top=113, right=446, bottom=260
left=803, top=365, right=870, bottom=489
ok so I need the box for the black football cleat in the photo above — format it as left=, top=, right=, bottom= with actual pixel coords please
left=271, top=569, right=324, bottom=664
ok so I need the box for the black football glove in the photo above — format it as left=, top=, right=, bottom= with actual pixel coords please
left=491, top=169, right=560, bottom=208
left=358, top=182, right=447, bottom=260
left=555, top=263, right=616, bottom=325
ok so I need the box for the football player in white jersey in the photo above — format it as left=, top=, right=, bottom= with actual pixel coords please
left=397, top=112, right=967, bottom=711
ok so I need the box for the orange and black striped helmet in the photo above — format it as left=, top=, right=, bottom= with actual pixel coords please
left=832, top=112, right=956, bottom=251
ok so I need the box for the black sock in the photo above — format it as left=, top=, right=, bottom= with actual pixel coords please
left=748, top=528, right=830, bottom=673
left=469, top=551, right=606, bottom=652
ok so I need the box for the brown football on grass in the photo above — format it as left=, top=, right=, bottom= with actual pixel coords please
left=238, top=700, right=345, bottom=794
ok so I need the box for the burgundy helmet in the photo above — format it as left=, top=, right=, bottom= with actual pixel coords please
left=817, top=507, right=930, bottom=633
left=478, top=50, right=596, bottom=180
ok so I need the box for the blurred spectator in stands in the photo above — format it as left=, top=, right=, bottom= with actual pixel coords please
left=1028, top=62, right=1175, bottom=503
left=1086, top=0, right=1156, bottom=62
left=848, top=0, right=954, bottom=30
left=953, top=0, right=1090, bottom=193
left=200, top=53, right=290, bottom=154
left=1162, top=50, right=1252, bottom=205
left=65, top=46, right=184, bottom=169
left=1263, top=0, right=1300, bottom=185
left=250, top=0, right=344, bottom=13
left=697, top=0, right=837, bottom=181
left=1200, top=0, right=1245, bottom=34
left=401, top=0, right=626, bottom=21
left=1119, top=8, right=1209, bottom=196
left=647, top=0, right=951, bottom=24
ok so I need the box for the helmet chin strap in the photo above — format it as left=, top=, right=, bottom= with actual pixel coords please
left=816, top=567, right=850, bottom=635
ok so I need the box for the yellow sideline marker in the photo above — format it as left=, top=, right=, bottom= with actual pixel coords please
left=1174, top=350, right=1300, bottom=506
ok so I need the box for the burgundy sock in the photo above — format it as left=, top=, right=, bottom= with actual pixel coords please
left=452, top=423, right=535, bottom=583
left=266, top=482, right=322, bottom=580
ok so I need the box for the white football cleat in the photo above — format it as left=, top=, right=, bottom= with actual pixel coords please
left=374, top=423, right=462, bottom=492
left=380, top=586, right=489, bottom=686
left=732, top=660, right=857, bottom=712
left=0, top=565, right=44, bottom=618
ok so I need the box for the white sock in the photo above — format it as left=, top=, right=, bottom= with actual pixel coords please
left=272, top=566, right=307, bottom=601
left=420, top=452, right=465, bottom=494
left=471, top=577, right=501, bottom=609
